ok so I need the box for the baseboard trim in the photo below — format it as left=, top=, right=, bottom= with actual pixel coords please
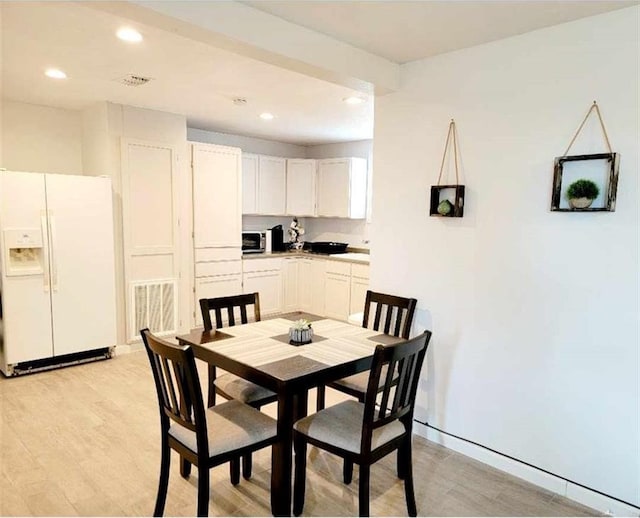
left=413, top=421, right=639, bottom=517
left=114, top=342, right=144, bottom=355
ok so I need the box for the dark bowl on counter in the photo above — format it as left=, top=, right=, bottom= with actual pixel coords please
left=303, top=241, right=348, bottom=254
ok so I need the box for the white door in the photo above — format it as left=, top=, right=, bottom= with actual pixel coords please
left=242, top=154, right=259, bottom=214
left=45, top=174, right=117, bottom=356
left=194, top=274, right=242, bottom=327
left=258, top=156, right=286, bottom=215
left=0, top=172, right=53, bottom=365
left=192, top=143, right=242, bottom=248
left=317, top=159, right=350, bottom=217
left=286, top=159, right=316, bottom=216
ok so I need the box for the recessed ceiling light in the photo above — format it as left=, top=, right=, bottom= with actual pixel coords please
left=117, top=27, right=143, bottom=43
left=45, top=68, right=67, bottom=79
left=260, top=112, right=274, bottom=120
left=343, top=96, right=365, bottom=105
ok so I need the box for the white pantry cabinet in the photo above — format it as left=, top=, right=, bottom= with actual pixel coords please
left=243, top=258, right=283, bottom=316
left=191, top=143, right=242, bottom=247
left=286, top=159, right=316, bottom=217
left=317, top=158, right=368, bottom=219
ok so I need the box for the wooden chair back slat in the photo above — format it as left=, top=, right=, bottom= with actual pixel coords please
left=361, top=331, right=432, bottom=450
left=200, top=293, right=261, bottom=331
left=362, top=291, right=418, bottom=340
left=142, top=329, right=205, bottom=437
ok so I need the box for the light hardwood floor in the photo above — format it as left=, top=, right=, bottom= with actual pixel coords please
left=0, top=351, right=599, bottom=517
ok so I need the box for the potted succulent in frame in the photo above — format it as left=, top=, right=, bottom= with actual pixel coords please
left=289, top=319, right=313, bottom=346
left=566, top=179, right=600, bottom=209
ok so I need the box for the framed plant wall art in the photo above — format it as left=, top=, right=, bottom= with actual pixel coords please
left=551, top=153, right=619, bottom=211
left=551, top=101, right=620, bottom=212
left=430, top=119, right=466, bottom=218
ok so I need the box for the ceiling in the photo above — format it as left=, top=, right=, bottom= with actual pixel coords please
left=244, top=1, right=638, bottom=64
left=2, top=1, right=636, bottom=145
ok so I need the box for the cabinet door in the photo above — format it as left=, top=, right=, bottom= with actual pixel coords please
left=298, top=259, right=313, bottom=312
left=350, top=277, right=369, bottom=317
left=324, top=272, right=350, bottom=321
left=282, top=257, right=299, bottom=312
left=243, top=270, right=282, bottom=316
left=286, top=159, right=316, bottom=216
left=194, top=274, right=242, bottom=327
left=192, top=143, right=241, bottom=247
left=317, top=159, right=350, bottom=217
left=242, top=154, right=258, bottom=214
left=258, top=156, right=286, bottom=215
left=310, top=259, right=327, bottom=317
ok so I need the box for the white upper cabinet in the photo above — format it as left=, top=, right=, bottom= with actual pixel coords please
left=242, top=153, right=259, bottom=214
left=317, top=158, right=368, bottom=219
left=191, top=142, right=242, bottom=248
left=286, top=159, right=316, bottom=217
left=257, top=155, right=287, bottom=215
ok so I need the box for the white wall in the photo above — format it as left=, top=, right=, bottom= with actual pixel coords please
left=1, top=101, right=83, bottom=174
left=372, top=7, right=639, bottom=508
left=188, top=127, right=307, bottom=157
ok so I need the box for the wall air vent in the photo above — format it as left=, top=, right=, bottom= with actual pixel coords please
left=117, top=74, right=152, bottom=87
left=129, top=279, right=176, bottom=342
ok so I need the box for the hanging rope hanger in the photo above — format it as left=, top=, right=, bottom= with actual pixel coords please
left=436, top=119, right=460, bottom=185
left=563, top=101, right=613, bottom=156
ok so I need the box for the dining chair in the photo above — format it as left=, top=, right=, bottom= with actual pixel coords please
left=141, top=328, right=277, bottom=517
left=317, top=290, right=418, bottom=411
left=199, top=292, right=278, bottom=478
left=293, top=330, right=432, bottom=517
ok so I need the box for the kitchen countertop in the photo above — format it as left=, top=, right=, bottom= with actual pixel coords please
left=242, top=250, right=370, bottom=264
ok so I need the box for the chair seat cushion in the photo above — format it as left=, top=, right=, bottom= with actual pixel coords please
left=215, top=373, right=276, bottom=404
left=330, top=365, right=388, bottom=396
left=293, top=400, right=405, bottom=454
left=169, top=400, right=277, bottom=456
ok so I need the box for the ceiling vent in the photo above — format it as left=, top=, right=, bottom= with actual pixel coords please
left=116, top=74, right=152, bottom=87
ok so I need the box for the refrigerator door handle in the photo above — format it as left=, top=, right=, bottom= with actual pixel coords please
left=41, top=212, right=50, bottom=292
left=48, top=211, right=58, bottom=292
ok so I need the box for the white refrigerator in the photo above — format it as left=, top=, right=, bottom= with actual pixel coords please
left=0, top=171, right=117, bottom=376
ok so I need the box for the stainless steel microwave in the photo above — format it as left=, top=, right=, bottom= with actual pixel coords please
left=242, top=230, right=266, bottom=253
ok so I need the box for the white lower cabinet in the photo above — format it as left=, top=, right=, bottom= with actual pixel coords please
left=194, top=248, right=243, bottom=327
left=243, top=258, right=283, bottom=316
left=195, top=275, right=242, bottom=326
left=299, top=258, right=326, bottom=315
left=241, top=256, right=366, bottom=321
left=324, top=261, right=352, bottom=320
left=349, top=263, right=370, bottom=316
left=282, top=257, right=299, bottom=312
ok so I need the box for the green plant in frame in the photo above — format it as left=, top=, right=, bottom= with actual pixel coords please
left=566, top=179, right=600, bottom=200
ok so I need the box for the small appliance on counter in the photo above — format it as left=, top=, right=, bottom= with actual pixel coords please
left=270, top=225, right=286, bottom=252
left=242, top=230, right=266, bottom=254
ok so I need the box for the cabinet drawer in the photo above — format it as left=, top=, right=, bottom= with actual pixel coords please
left=351, top=263, right=370, bottom=280
left=195, top=248, right=241, bottom=262
left=243, top=257, right=282, bottom=273
left=195, top=260, right=242, bottom=278
left=325, top=260, right=351, bottom=276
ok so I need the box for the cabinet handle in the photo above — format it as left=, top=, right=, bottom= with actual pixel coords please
left=41, top=213, right=50, bottom=292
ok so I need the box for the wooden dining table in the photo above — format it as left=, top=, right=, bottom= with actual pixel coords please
left=176, top=314, right=401, bottom=517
